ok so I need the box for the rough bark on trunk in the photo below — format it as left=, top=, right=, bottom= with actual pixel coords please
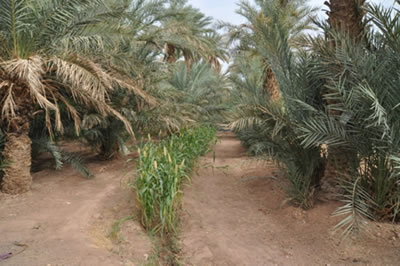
left=323, top=0, right=367, bottom=186
left=99, top=140, right=120, bottom=160
left=208, top=56, right=221, bottom=73
left=1, top=130, right=32, bottom=194
left=165, top=43, right=177, bottom=64
left=325, top=0, right=366, bottom=43
left=183, top=50, right=192, bottom=72
left=311, top=157, right=327, bottom=188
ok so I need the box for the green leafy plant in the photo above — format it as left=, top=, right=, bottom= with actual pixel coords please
left=132, top=126, right=217, bottom=233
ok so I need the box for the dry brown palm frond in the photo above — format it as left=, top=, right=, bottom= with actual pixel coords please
left=54, top=92, right=81, bottom=134
left=0, top=81, right=16, bottom=118
left=55, top=81, right=134, bottom=137
left=0, top=54, right=139, bottom=139
left=107, top=105, right=134, bottom=137
left=50, top=55, right=157, bottom=106
left=46, top=88, right=64, bottom=133
left=49, top=56, right=112, bottom=102
left=0, top=56, right=58, bottom=117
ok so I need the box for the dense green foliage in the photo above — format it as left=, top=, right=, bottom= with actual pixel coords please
left=1, top=0, right=399, bottom=240
left=227, top=0, right=400, bottom=235
left=0, top=0, right=227, bottom=190
left=227, top=0, right=321, bottom=209
left=133, top=126, right=217, bottom=233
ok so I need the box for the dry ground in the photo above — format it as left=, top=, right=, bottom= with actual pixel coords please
left=0, top=133, right=399, bottom=266
left=180, top=133, right=400, bottom=265
left=0, top=153, right=152, bottom=266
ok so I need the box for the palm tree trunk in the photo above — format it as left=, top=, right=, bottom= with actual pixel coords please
left=323, top=1, right=367, bottom=192
left=324, top=0, right=367, bottom=113
left=183, top=50, right=192, bottom=72
left=208, top=56, right=221, bottom=73
left=165, top=43, right=177, bottom=64
left=1, top=127, right=32, bottom=194
left=311, top=156, right=327, bottom=188
left=325, top=0, right=366, bottom=42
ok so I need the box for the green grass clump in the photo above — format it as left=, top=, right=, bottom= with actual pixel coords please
left=132, top=126, right=217, bottom=233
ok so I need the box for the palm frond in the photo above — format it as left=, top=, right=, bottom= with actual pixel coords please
left=333, top=177, right=376, bottom=238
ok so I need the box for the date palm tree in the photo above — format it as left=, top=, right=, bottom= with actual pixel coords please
left=224, top=0, right=316, bottom=101
left=156, top=0, right=227, bottom=70
left=0, top=0, right=152, bottom=194
left=161, top=61, right=229, bottom=124
left=228, top=0, right=400, bottom=235
left=322, top=0, right=368, bottom=186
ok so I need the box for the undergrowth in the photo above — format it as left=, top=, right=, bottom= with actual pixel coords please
left=132, top=125, right=217, bottom=234
left=132, top=125, right=217, bottom=265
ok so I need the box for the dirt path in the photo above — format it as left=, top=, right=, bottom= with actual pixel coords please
left=0, top=155, right=152, bottom=266
left=1, top=134, right=399, bottom=266
left=181, top=133, right=400, bottom=265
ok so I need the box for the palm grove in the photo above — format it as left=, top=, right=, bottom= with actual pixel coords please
left=1, top=0, right=400, bottom=235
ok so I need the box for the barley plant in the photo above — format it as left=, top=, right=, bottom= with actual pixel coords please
left=133, top=126, right=217, bottom=233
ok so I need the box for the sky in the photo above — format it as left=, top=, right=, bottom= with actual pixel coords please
left=188, top=0, right=396, bottom=25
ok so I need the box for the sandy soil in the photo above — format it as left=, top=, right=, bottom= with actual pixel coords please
left=1, top=134, right=399, bottom=266
left=0, top=153, right=152, bottom=266
left=180, top=133, right=400, bottom=265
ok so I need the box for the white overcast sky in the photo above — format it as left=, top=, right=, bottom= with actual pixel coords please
left=188, top=0, right=396, bottom=25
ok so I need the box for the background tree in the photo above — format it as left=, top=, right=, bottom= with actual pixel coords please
left=223, top=0, right=316, bottom=101
left=227, top=0, right=324, bottom=208
left=154, top=0, right=227, bottom=70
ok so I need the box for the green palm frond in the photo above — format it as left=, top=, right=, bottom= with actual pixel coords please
left=61, top=151, right=92, bottom=178
left=333, top=177, right=376, bottom=238
left=31, top=137, right=92, bottom=178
